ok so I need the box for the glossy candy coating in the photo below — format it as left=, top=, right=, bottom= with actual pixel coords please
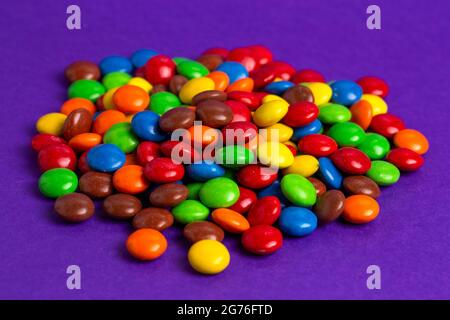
left=292, top=119, right=322, bottom=141
left=113, top=85, right=150, bottom=113
left=215, top=145, right=254, bottom=168
left=113, top=165, right=149, bottom=194
left=393, top=129, right=429, bottom=155
left=92, top=110, right=126, bottom=135
left=130, top=49, right=158, bottom=68
left=87, top=144, right=126, bottom=172
left=177, top=60, right=209, bottom=79
left=328, top=122, right=366, bottom=147
left=38, top=144, right=77, bottom=172
left=247, top=196, right=281, bottom=226
left=132, top=208, right=173, bottom=231
left=282, top=101, right=319, bottom=127
left=183, top=221, right=225, bottom=243
left=196, top=100, right=233, bottom=128
left=282, top=85, right=314, bottom=104
left=370, top=113, right=405, bottom=138
left=257, top=141, right=294, bottom=169
left=366, top=160, right=400, bottom=186
left=187, top=162, right=225, bottom=181
left=342, top=195, right=380, bottom=224
left=136, top=141, right=160, bottom=165
left=313, top=190, right=345, bottom=223
left=360, top=94, right=388, bottom=116
left=308, top=177, right=327, bottom=197
left=298, top=134, right=338, bottom=157
left=172, top=200, right=209, bottom=224
left=212, top=208, right=250, bottom=233
left=131, top=111, right=167, bottom=142
left=252, top=99, right=289, bottom=127
left=145, top=54, right=176, bottom=86
left=280, top=174, right=317, bottom=207
left=304, top=82, right=332, bottom=106
left=188, top=240, right=230, bottom=274
left=149, top=183, right=188, bottom=207
left=68, top=80, right=105, bottom=102
left=103, top=122, right=139, bottom=153
left=386, top=148, right=424, bottom=171
left=356, top=76, right=389, bottom=97
left=65, top=61, right=101, bottom=82
left=350, top=100, right=373, bottom=130
left=79, top=172, right=113, bottom=198
left=126, top=228, right=167, bottom=261
left=31, top=133, right=66, bottom=152
left=99, top=55, right=132, bottom=75
left=283, top=155, right=319, bottom=177
left=60, top=98, right=96, bottom=115
left=54, top=193, right=95, bottom=223
left=199, top=177, right=240, bottom=208
left=342, top=175, right=380, bottom=199
left=38, top=168, right=78, bottom=198
left=150, top=92, right=181, bottom=115
left=357, top=133, right=390, bottom=160
left=228, top=186, right=257, bottom=214
left=241, top=225, right=283, bottom=255
left=279, top=207, right=317, bottom=236
left=318, top=157, right=343, bottom=189
left=159, top=107, right=195, bottom=132
left=36, top=113, right=67, bottom=136
left=179, top=77, right=216, bottom=104
left=330, top=147, right=372, bottom=174
left=236, top=164, right=278, bottom=189
left=62, top=108, right=93, bottom=140
left=103, top=194, right=142, bottom=219
left=319, top=103, right=352, bottom=124
left=144, top=158, right=185, bottom=183
left=330, top=80, right=363, bottom=106
left=216, top=61, right=248, bottom=84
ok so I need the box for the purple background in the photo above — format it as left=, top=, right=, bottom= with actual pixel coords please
left=1, top=0, right=449, bottom=300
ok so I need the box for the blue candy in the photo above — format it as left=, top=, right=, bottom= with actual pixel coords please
left=216, top=62, right=248, bottom=84
left=131, top=111, right=167, bottom=142
left=264, top=81, right=294, bottom=95
left=292, top=119, right=323, bottom=141
left=187, top=162, right=225, bottom=181
left=279, top=207, right=317, bottom=237
left=330, top=80, right=363, bottom=106
left=318, top=157, right=343, bottom=189
left=258, top=180, right=290, bottom=208
left=130, top=49, right=159, bottom=68
left=87, top=144, right=125, bottom=172
left=99, top=55, right=133, bottom=75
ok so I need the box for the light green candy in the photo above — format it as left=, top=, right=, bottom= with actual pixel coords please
left=172, top=200, right=209, bottom=224
left=366, top=160, right=400, bottom=186
left=281, top=174, right=317, bottom=207
left=103, top=122, right=139, bottom=153
left=150, top=92, right=182, bottom=115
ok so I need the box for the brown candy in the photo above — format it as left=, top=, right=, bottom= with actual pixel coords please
left=54, top=193, right=95, bottom=223
left=192, top=90, right=227, bottom=105
left=196, top=100, right=233, bottom=128
left=343, top=176, right=381, bottom=199
left=79, top=172, right=113, bottom=198
left=65, top=61, right=101, bottom=82
left=169, top=75, right=188, bottom=95
left=151, top=84, right=168, bottom=94
left=159, top=107, right=196, bottom=132
left=132, top=208, right=174, bottom=231
left=196, top=54, right=224, bottom=71
left=183, top=221, right=225, bottom=243
left=313, top=190, right=345, bottom=224
left=103, top=194, right=142, bottom=219
left=308, top=177, right=327, bottom=196
left=62, top=108, right=93, bottom=140
left=149, top=183, right=188, bottom=207
left=282, top=85, right=314, bottom=104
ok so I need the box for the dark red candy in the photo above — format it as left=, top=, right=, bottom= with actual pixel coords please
left=282, top=101, right=319, bottom=127
left=356, top=76, right=389, bottom=98
left=285, top=144, right=297, bottom=156
left=228, top=187, right=257, bottom=214
left=160, top=141, right=201, bottom=163
left=250, top=65, right=277, bottom=89
left=241, top=225, right=283, bottom=255
left=226, top=47, right=258, bottom=73
left=222, top=121, right=258, bottom=145
left=144, top=158, right=185, bottom=183
left=224, top=100, right=251, bottom=122
left=144, top=54, right=176, bottom=86
left=32, top=133, right=66, bottom=152
left=370, top=113, right=406, bottom=138
left=247, top=196, right=281, bottom=226
left=202, top=47, right=229, bottom=59
left=136, top=141, right=160, bottom=166
left=38, top=144, right=77, bottom=172
left=330, top=147, right=372, bottom=174
left=247, top=45, right=273, bottom=66
left=236, top=164, right=278, bottom=189
left=291, top=69, right=326, bottom=84
left=227, top=91, right=261, bottom=111
left=77, top=150, right=90, bottom=173
left=134, top=66, right=146, bottom=78
left=298, top=134, right=338, bottom=157
left=386, top=148, right=424, bottom=171
left=265, top=61, right=296, bottom=81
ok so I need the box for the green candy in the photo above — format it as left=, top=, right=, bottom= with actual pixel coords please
left=150, top=92, right=182, bottom=115
left=318, top=103, right=352, bottom=124
left=177, top=60, right=209, bottom=79
left=358, top=133, right=391, bottom=160
left=199, top=177, right=240, bottom=208
left=102, top=72, right=131, bottom=90
left=280, top=174, right=317, bottom=207
left=103, top=122, right=139, bottom=153
left=327, top=122, right=366, bottom=147
left=215, top=145, right=254, bottom=168
left=39, top=168, right=78, bottom=198
left=366, top=160, right=400, bottom=186
left=172, top=57, right=190, bottom=65
left=172, top=200, right=209, bottom=224
left=68, top=79, right=105, bottom=102
left=186, top=182, right=204, bottom=200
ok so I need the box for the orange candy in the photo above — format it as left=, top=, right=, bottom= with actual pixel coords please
left=60, top=98, right=96, bottom=115
left=350, top=100, right=373, bottom=130
left=126, top=228, right=167, bottom=261
left=113, top=165, right=149, bottom=194
left=393, top=129, right=429, bottom=155
left=342, top=195, right=380, bottom=224
left=226, top=77, right=254, bottom=92
left=212, top=208, right=250, bottom=233
left=68, top=133, right=102, bottom=151
left=185, top=125, right=220, bottom=147
left=92, top=109, right=127, bottom=135
left=124, top=153, right=138, bottom=166
left=207, top=71, right=229, bottom=91
left=113, top=85, right=150, bottom=113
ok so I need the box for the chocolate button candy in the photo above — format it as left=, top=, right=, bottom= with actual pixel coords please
left=282, top=85, right=314, bottom=104
left=307, top=177, right=327, bottom=196
left=196, top=54, right=224, bottom=71
left=192, top=90, right=227, bottom=105
left=183, top=221, right=225, bottom=243
left=132, top=207, right=174, bottom=231
left=313, top=190, right=345, bottom=223
left=79, top=172, right=113, bottom=198
left=65, top=61, right=101, bottom=82
left=196, top=100, right=233, bottom=128
left=62, top=108, right=93, bottom=140
left=169, top=75, right=188, bottom=95
left=54, top=193, right=95, bottom=222
left=149, top=183, right=189, bottom=207
left=342, top=175, right=381, bottom=199
left=103, top=194, right=142, bottom=219
left=159, top=107, right=196, bottom=132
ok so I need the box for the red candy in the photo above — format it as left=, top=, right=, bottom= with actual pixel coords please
left=202, top=47, right=229, bottom=59
left=160, top=141, right=201, bottom=163
left=291, top=69, right=326, bottom=84
left=247, top=45, right=273, bottom=66
left=228, top=187, right=257, bottom=214
left=386, top=148, right=424, bottom=171
left=144, top=158, right=185, bottom=183
left=222, top=121, right=258, bottom=145
left=241, top=225, right=283, bottom=255
left=250, top=65, right=277, bottom=89
left=227, top=91, right=261, bottom=111
left=136, top=141, right=160, bottom=166
left=224, top=100, right=252, bottom=122
left=330, top=147, right=372, bottom=174
left=285, top=143, right=297, bottom=156
left=298, top=134, right=338, bottom=157
left=370, top=113, right=406, bottom=138
left=77, top=150, right=90, bottom=173
left=226, top=47, right=259, bottom=73
left=265, top=61, right=296, bottom=81
left=247, top=196, right=281, bottom=226
left=32, top=133, right=66, bottom=152
left=356, top=76, right=389, bottom=98
left=282, top=101, right=319, bottom=127
left=38, top=144, right=77, bottom=172
left=144, top=54, right=176, bottom=86
left=236, top=164, right=278, bottom=189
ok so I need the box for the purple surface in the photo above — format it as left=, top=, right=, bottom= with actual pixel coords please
left=1, top=0, right=449, bottom=300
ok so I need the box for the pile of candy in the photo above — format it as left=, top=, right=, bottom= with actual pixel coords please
left=32, top=45, right=429, bottom=275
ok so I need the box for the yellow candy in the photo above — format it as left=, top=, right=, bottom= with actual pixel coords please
left=188, top=240, right=230, bottom=275
left=252, top=100, right=289, bottom=127
left=283, top=155, right=319, bottom=177
left=36, top=113, right=67, bottom=136
left=305, top=82, right=332, bottom=106
left=103, top=87, right=120, bottom=110
left=128, top=77, right=152, bottom=92
left=262, top=94, right=287, bottom=103
left=179, top=77, right=215, bottom=104
left=265, top=123, right=293, bottom=142
left=257, top=141, right=294, bottom=169
left=360, top=94, right=388, bottom=116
